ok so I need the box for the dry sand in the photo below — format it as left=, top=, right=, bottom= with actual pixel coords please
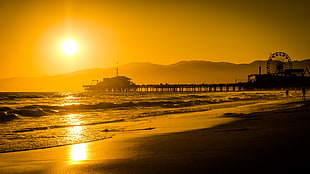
left=1, top=100, right=309, bottom=173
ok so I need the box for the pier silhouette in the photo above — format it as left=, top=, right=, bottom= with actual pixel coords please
left=83, top=52, right=310, bottom=92
left=84, top=82, right=249, bottom=92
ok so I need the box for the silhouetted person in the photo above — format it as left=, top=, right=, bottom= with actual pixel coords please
left=302, top=87, right=306, bottom=100
left=286, top=89, right=289, bottom=97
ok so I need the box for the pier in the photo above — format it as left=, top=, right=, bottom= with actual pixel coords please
left=134, top=83, right=249, bottom=92
left=83, top=82, right=250, bottom=92
left=83, top=52, right=310, bottom=92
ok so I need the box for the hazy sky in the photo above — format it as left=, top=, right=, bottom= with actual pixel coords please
left=1, top=0, right=310, bottom=78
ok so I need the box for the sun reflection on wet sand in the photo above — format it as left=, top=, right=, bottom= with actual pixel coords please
left=68, top=125, right=88, bottom=164
left=65, top=113, right=89, bottom=164
left=70, top=143, right=88, bottom=164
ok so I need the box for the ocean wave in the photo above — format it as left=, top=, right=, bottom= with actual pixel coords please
left=0, top=107, right=12, bottom=111
left=0, top=135, right=114, bottom=153
left=10, top=108, right=49, bottom=117
left=0, top=93, right=279, bottom=117
left=131, top=107, right=211, bottom=119
left=0, top=93, right=45, bottom=100
left=0, top=112, right=18, bottom=123
left=101, top=127, right=156, bottom=132
left=4, top=93, right=279, bottom=117
left=6, top=105, right=59, bottom=117
left=12, top=119, right=125, bottom=133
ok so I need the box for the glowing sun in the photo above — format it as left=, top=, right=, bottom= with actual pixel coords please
left=61, top=39, right=78, bottom=56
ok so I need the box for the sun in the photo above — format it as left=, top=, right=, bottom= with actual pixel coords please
left=61, top=39, right=78, bottom=56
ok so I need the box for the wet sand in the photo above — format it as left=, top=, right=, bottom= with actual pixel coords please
left=1, top=100, right=310, bottom=173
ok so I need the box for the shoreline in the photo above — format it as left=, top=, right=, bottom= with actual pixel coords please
left=0, top=99, right=309, bottom=173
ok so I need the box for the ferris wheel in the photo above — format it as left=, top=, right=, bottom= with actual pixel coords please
left=267, top=52, right=292, bottom=74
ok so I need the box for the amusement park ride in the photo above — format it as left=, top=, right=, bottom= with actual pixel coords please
left=248, top=52, right=310, bottom=89
left=83, top=52, right=310, bottom=92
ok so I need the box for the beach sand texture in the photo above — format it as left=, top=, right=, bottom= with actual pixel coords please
left=0, top=100, right=309, bottom=174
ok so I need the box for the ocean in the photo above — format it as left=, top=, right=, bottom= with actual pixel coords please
left=0, top=91, right=304, bottom=153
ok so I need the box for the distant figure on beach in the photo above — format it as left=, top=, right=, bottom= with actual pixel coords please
left=286, top=89, right=289, bottom=97
left=302, top=87, right=306, bottom=100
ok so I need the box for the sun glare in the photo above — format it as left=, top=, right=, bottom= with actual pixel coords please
left=61, top=39, right=78, bottom=56
left=71, top=143, right=87, bottom=163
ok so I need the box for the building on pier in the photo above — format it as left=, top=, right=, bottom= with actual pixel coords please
left=83, top=64, right=136, bottom=92
left=83, top=76, right=136, bottom=92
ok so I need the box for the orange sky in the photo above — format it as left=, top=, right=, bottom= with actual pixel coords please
left=0, top=0, right=310, bottom=78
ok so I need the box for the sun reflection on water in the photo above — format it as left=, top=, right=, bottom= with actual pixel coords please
left=61, top=94, right=81, bottom=106
left=66, top=114, right=82, bottom=125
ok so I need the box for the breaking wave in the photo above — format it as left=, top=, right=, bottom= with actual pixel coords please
left=0, top=92, right=280, bottom=118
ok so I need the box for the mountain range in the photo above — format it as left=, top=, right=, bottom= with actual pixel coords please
left=1, top=59, right=310, bottom=92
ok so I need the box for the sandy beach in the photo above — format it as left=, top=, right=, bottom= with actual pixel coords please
left=1, top=99, right=310, bottom=174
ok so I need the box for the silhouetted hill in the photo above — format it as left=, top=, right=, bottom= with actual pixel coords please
left=121, top=60, right=267, bottom=84
left=1, top=59, right=309, bottom=92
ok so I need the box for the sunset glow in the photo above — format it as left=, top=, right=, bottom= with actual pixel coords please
left=0, top=1, right=310, bottom=173
left=61, top=39, right=78, bottom=56
left=0, top=0, right=309, bottom=80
